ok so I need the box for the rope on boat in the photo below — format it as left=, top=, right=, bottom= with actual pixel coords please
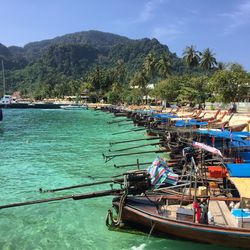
left=148, top=221, right=156, bottom=239
left=105, top=191, right=127, bottom=228
left=106, top=174, right=133, bottom=228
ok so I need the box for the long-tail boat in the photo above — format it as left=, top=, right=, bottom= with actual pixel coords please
left=111, top=193, right=250, bottom=249
left=105, top=123, right=250, bottom=248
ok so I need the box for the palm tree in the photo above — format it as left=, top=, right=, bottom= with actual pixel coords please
left=114, top=59, right=126, bottom=85
left=156, top=54, right=172, bottom=78
left=200, top=48, right=217, bottom=71
left=130, top=71, right=147, bottom=91
left=182, top=45, right=200, bottom=68
left=130, top=71, right=149, bottom=103
left=217, top=61, right=226, bottom=71
left=143, top=53, right=157, bottom=80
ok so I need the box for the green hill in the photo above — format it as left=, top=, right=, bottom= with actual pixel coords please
left=0, top=30, right=184, bottom=99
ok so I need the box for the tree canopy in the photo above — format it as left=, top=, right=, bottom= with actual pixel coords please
left=209, top=64, right=250, bottom=103
left=0, top=30, right=249, bottom=104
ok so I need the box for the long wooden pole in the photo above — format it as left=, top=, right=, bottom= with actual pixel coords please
left=118, top=122, right=134, bottom=126
left=40, top=178, right=124, bottom=193
left=144, top=194, right=241, bottom=202
left=109, top=142, right=164, bottom=152
left=108, top=119, right=130, bottom=124
left=104, top=149, right=169, bottom=159
left=110, top=136, right=160, bottom=145
left=0, top=189, right=122, bottom=210
left=103, top=149, right=169, bottom=162
left=112, top=128, right=145, bottom=135
left=114, top=162, right=152, bottom=168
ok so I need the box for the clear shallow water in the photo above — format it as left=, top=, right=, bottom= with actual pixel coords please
left=0, top=109, right=233, bottom=250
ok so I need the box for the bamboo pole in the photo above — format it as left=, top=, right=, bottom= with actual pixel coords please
left=154, top=183, right=192, bottom=191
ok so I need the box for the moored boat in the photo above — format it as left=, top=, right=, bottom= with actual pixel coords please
left=112, top=194, right=250, bottom=249
left=60, top=104, right=88, bottom=110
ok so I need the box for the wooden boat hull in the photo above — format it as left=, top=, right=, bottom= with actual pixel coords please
left=146, top=130, right=158, bottom=136
left=230, top=123, right=248, bottom=132
left=114, top=112, right=129, bottom=117
left=114, top=197, right=250, bottom=249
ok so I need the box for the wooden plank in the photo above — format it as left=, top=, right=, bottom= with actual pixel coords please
left=209, top=200, right=236, bottom=227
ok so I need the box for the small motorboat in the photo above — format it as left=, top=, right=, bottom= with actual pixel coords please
left=60, top=104, right=88, bottom=110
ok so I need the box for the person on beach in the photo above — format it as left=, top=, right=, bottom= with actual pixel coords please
left=228, top=102, right=237, bottom=114
left=200, top=199, right=209, bottom=224
left=193, top=198, right=201, bottom=223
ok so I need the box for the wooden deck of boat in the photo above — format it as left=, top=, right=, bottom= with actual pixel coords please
left=126, top=196, right=237, bottom=228
left=126, top=196, right=159, bottom=215
left=209, top=200, right=236, bottom=227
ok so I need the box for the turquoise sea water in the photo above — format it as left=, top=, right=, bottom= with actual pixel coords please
left=0, top=109, right=233, bottom=250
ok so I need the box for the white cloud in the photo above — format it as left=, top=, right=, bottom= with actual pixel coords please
left=219, top=0, right=250, bottom=33
left=138, top=0, right=166, bottom=23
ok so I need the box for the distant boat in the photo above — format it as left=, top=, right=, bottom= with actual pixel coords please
left=0, top=108, right=3, bottom=121
left=60, top=104, right=88, bottom=110
left=1, top=60, right=7, bottom=106
left=0, top=60, right=12, bottom=106
left=1, top=95, right=12, bottom=105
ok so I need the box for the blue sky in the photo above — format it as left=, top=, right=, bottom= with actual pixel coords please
left=1, top=0, right=250, bottom=70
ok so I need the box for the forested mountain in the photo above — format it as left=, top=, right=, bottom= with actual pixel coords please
left=2, top=30, right=246, bottom=105
left=23, top=30, right=130, bottom=60
left=0, top=43, right=27, bottom=69
left=0, top=30, right=184, bottom=99
left=2, top=30, right=176, bottom=68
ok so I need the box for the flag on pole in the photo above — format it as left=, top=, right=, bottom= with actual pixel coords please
left=147, top=156, right=178, bottom=188
left=193, top=141, right=223, bottom=157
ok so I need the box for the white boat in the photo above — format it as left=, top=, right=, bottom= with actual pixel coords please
left=60, top=104, right=88, bottom=110
left=1, top=95, right=13, bottom=104
left=1, top=60, right=12, bottom=105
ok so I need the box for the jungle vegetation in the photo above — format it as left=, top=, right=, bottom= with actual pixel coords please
left=0, top=30, right=249, bottom=104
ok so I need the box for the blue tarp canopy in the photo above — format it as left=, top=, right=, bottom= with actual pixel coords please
left=231, top=140, right=250, bottom=147
left=175, top=119, right=208, bottom=127
left=240, top=152, right=250, bottom=161
left=231, top=209, right=250, bottom=218
left=196, top=129, right=250, bottom=142
left=153, top=113, right=178, bottom=119
left=226, top=163, right=250, bottom=177
left=233, top=131, right=250, bottom=137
